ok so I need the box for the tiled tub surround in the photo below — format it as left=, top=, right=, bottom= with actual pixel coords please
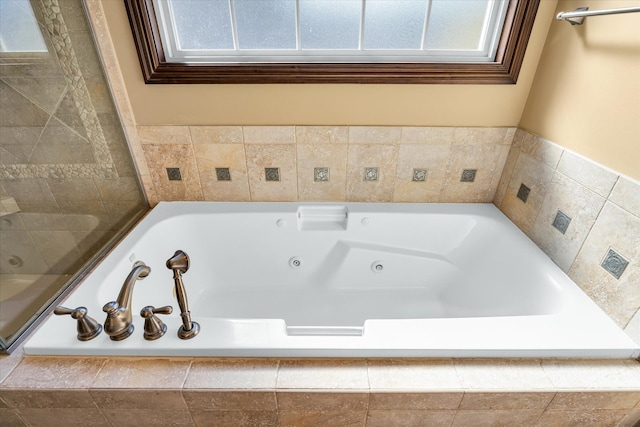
left=136, top=126, right=514, bottom=205
left=134, top=125, right=639, bottom=344
left=495, top=129, right=640, bottom=347
left=1, top=352, right=639, bottom=427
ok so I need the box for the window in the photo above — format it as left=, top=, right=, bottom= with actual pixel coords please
left=154, top=0, right=507, bottom=63
left=0, top=0, right=47, bottom=53
left=125, top=0, right=540, bottom=83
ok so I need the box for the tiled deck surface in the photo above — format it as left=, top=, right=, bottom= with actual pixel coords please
left=1, top=348, right=639, bottom=426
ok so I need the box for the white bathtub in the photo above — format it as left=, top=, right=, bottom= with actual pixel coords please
left=24, top=202, right=639, bottom=358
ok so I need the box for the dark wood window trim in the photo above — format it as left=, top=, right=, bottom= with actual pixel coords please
left=124, top=0, right=540, bottom=84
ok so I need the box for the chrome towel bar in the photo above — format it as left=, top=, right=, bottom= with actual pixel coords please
left=557, top=6, right=640, bottom=25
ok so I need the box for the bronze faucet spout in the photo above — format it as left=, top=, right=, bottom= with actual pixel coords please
left=103, top=261, right=150, bottom=341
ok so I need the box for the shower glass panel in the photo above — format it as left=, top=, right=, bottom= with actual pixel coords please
left=0, top=0, right=148, bottom=351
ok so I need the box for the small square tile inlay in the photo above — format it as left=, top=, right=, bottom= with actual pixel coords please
left=265, top=167, right=280, bottom=182
left=215, top=167, right=231, bottom=181
left=517, top=183, right=531, bottom=203
left=601, top=248, right=629, bottom=280
left=314, top=167, right=330, bottom=182
left=166, top=167, right=182, bottom=181
left=364, top=167, right=379, bottom=181
left=460, top=169, right=476, bottom=182
left=412, top=168, right=427, bottom=182
left=551, top=210, right=572, bottom=234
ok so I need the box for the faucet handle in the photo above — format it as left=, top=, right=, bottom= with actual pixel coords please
left=140, top=305, right=173, bottom=341
left=54, top=306, right=102, bottom=341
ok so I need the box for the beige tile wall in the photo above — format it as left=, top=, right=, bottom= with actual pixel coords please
left=495, top=129, right=640, bottom=345
left=135, top=125, right=514, bottom=205
left=1, top=354, right=639, bottom=426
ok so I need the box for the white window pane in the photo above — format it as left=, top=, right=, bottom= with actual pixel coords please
left=0, top=0, right=47, bottom=52
left=299, top=0, right=361, bottom=50
left=169, top=0, right=233, bottom=50
left=234, top=0, right=296, bottom=49
left=363, top=0, right=426, bottom=50
left=154, top=0, right=508, bottom=63
left=425, top=0, right=490, bottom=50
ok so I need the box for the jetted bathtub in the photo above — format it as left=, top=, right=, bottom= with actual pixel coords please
left=24, top=202, right=639, bottom=358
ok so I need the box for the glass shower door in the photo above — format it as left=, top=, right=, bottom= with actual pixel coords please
left=0, top=0, right=148, bottom=351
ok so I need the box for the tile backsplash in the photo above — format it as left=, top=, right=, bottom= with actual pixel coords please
left=135, top=126, right=514, bottom=205
left=130, top=124, right=638, bottom=345
left=495, top=129, right=640, bottom=344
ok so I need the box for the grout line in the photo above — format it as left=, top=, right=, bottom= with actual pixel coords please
left=186, top=138, right=204, bottom=202
left=605, top=175, right=620, bottom=200
left=534, top=389, right=558, bottom=425
left=567, top=191, right=608, bottom=276
left=240, top=126, right=254, bottom=202
left=25, top=109, right=56, bottom=164
left=622, top=306, right=640, bottom=331
left=179, top=358, right=194, bottom=389
left=293, top=129, right=300, bottom=202
left=527, top=153, right=560, bottom=234
left=87, top=357, right=109, bottom=390
left=187, top=128, right=205, bottom=202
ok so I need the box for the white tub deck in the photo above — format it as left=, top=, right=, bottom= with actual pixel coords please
left=24, top=202, right=639, bottom=358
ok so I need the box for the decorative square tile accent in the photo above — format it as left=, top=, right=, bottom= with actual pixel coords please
left=460, top=169, right=476, bottom=182
left=412, top=168, right=427, bottom=182
left=601, top=248, right=629, bottom=280
left=265, top=167, right=280, bottom=182
left=215, top=167, right=231, bottom=181
left=517, top=183, right=531, bottom=203
left=314, top=167, right=330, bottom=182
left=166, top=167, right=182, bottom=181
left=364, top=167, right=379, bottom=181
left=551, top=209, right=572, bottom=234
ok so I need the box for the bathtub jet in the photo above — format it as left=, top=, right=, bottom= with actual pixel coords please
left=24, top=202, right=640, bottom=358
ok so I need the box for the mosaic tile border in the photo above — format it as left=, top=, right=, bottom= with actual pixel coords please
left=0, top=164, right=117, bottom=180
